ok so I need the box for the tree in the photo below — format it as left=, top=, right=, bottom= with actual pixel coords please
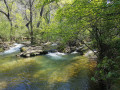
left=49, top=0, right=120, bottom=89
left=36, top=0, right=59, bottom=27
left=0, top=0, right=13, bottom=41
left=29, top=0, right=35, bottom=44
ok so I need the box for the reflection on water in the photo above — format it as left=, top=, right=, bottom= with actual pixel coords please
left=0, top=53, right=98, bottom=90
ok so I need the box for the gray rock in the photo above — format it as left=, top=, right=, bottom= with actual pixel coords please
left=18, top=46, right=48, bottom=57
left=64, top=46, right=71, bottom=53
left=26, top=54, right=30, bottom=57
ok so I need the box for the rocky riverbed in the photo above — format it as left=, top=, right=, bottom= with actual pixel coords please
left=0, top=41, right=89, bottom=58
left=18, top=42, right=88, bottom=57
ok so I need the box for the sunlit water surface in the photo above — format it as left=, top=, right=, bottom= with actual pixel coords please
left=0, top=51, right=99, bottom=90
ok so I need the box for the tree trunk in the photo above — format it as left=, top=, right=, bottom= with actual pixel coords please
left=0, top=0, right=13, bottom=41
left=37, top=5, right=44, bottom=28
left=9, top=20, right=13, bottom=41
left=29, top=0, right=34, bottom=44
left=91, top=25, right=104, bottom=62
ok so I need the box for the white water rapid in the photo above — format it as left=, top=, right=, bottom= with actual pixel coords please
left=46, top=52, right=66, bottom=60
left=0, top=43, right=24, bottom=55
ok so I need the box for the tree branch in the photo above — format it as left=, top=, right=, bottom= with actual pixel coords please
left=0, top=9, right=8, bottom=17
left=83, top=41, right=98, bottom=57
left=4, top=0, right=9, bottom=14
left=32, top=0, right=35, bottom=6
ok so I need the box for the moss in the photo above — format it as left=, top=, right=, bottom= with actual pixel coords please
left=20, top=47, right=26, bottom=52
left=0, top=59, right=37, bottom=76
left=0, top=48, right=4, bottom=52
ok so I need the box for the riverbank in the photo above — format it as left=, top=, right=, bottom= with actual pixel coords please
left=0, top=41, right=97, bottom=61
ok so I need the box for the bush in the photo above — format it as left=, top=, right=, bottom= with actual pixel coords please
left=92, top=56, right=120, bottom=90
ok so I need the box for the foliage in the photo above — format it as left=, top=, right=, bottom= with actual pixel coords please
left=92, top=56, right=120, bottom=89
left=52, top=0, right=120, bottom=89
left=0, top=18, right=10, bottom=41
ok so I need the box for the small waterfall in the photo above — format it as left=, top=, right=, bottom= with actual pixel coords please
left=46, top=52, right=66, bottom=60
left=0, top=43, right=24, bottom=55
left=71, top=51, right=78, bottom=54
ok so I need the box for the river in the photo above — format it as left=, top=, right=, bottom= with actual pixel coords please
left=0, top=44, right=100, bottom=90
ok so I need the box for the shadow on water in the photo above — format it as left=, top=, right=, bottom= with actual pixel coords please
left=0, top=52, right=100, bottom=90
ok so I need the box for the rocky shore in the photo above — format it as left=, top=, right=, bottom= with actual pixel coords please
left=17, top=42, right=88, bottom=57
left=0, top=41, right=89, bottom=58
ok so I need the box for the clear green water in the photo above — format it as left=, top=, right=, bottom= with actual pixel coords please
left=0, top=53, right=99, bottom=90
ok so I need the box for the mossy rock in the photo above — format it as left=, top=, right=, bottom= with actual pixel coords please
left=20, top=47, right=26, bottom=52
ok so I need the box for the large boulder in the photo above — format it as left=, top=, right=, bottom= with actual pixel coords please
left=20, top=46, right=42, bottom=52
left=18, top=46, right=48, bottom=57
left=18, top=49, right=48, bottom=57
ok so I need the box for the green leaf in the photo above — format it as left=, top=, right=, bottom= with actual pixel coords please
left=107, top=72, right=112, bottom=78
left=91, top=77, right=96, bottom=81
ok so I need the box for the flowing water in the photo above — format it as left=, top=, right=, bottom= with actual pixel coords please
left=0, top=43, right=24, bottom=55
left=0, top=44, right=100, bottom=90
